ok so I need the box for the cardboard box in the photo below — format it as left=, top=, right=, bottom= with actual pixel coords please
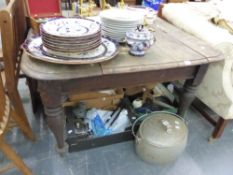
left=25, top=0, right=62, bottom=34
left=64, top=89, right=124, bottom=110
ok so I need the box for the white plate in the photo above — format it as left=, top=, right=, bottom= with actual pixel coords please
left=101, top=18, right=140, bottom=25
left=100, top=8, right=143, bottom=22
left=102, top=24, right=137, bottom=30
left=101, top=33, right=125, bottom=42
left=102, top=30, right=126, bottom=37
left=41, top=18, right=101, bottom=38
left=102, top=28, right=127, bottom=34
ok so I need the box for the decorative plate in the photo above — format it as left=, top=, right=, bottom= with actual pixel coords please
left=41, top=18, right=101, bottom=38
left=42, top=40, right=102, bottom=53
left=23, top=37, right=119, bottom=65
left=41, top=30, right=101, bottom=41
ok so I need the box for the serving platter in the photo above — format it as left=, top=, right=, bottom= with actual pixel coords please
left=23, top=36, right=119, bottom=65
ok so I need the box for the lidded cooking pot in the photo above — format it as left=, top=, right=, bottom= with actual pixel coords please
left=132, top=111, right=188, bottom=164
left=126, top=25, right=155, bottom=56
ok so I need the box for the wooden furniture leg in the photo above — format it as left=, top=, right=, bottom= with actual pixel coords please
left=175, top=83, right=229, bottom=140
left=178, top=65, right=208, bottom=117
left=38, top=81, right=68, bottom=154
left=0, top=62, right=4, bottom=71
left=210, top=118, right=228, bottom=141
left=192, top=98, right=229, bottom=140
left=10, top=109, right=35, bottom=139
left=8, top=92, right=35, bottom=141
left=0, top=139, right=32, bottom=175
left=67, top=0, right=72, bottom=10
left=0, top=163, right=14, bottom=174
left=27, top=77, right=41, bottom=114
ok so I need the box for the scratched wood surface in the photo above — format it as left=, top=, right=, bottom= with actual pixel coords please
left=21, top=18, right=224, bottom=80
left=21, top=52, right=103, bottom=80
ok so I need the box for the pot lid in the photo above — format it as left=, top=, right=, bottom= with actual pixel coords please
left=126, top=25, right=153, bottom=41
left=139, top=112, right=188, bottom=148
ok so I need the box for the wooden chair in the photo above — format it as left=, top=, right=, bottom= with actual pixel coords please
left=0, top=73, right=32, bottom=174
left=0, top=41, right=2, bottom=61
left=0, top=2, right=5, bottom=62
left=0, top=0, right=35, bottom=141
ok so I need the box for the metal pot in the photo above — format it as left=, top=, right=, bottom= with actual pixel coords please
left=132, top=111, right=188, bottom=164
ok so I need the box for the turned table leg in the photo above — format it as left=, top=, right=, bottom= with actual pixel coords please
left=27, top=77, right=41, bottom=114
left=178, top=65, right=208, bottom=117
left=38, top=81, right=68, bottom=154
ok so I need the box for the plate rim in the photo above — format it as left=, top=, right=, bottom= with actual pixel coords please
left=40, top=17, right=101, bottom=38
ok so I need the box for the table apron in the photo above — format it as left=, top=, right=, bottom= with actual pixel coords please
left=52, top=65, right=199, bottom=94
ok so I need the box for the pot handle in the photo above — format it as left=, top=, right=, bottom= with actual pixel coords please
left=131, top=114, right=148, bottom=139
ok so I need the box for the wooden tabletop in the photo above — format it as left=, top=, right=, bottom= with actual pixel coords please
left=21, top=18, right=224, bottom=80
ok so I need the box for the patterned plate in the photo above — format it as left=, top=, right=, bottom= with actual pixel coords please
left=42, top=40, right=102, bottom=53
left=41, top=18, right=101, bottom=38
left=23, top=37, right=119, bottom=65
left=41, top=30, right=101, bottom=41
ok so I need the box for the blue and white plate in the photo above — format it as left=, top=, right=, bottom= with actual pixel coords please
left=23, top=36, right=119, bottom=65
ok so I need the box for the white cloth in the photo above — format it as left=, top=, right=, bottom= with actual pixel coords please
left=162, top=2, right=233, bottom=119
left=208, top=0, right=233, bottom=22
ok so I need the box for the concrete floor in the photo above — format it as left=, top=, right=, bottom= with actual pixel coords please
left=0, top=79, right=233, bottom=175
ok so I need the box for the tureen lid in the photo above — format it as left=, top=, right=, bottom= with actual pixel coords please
left=139, top=112, right=188, bottom=148
left=126, top=25, right=154, bottom=41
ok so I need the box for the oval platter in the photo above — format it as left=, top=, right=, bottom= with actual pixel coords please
left=23, top=36, right=119, bottom=65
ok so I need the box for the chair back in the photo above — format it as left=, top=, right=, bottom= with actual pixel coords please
left=0, top=0, right=28, bottom=93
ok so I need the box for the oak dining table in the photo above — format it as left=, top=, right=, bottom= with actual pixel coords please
left=21, top=17, right=224, bottom=153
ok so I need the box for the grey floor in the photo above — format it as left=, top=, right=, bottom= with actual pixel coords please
left=0, top=79, right=233, bottom=175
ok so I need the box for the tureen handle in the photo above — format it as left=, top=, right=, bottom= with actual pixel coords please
left=137, top=24, right=144, bottom=32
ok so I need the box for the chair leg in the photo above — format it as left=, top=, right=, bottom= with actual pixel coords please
left=0, top=163, right=14, bottom=174
left=0, top=139, right=32, bottom=175
left=8, top=90, right=35, bottom=141
left=10, top=109, right=35, bottom=141
left=209, top=117, right=228, bottom=142
left=0, top=62, right=4, bottom=71
left=68, top=0, right=72, bottom=10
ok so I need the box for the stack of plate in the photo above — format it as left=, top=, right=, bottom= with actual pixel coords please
left=40, top=18, right=101, bottom=53
left=100, top=8, right=143, bottom=42
left=23, top=17, right=120, bottom=65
